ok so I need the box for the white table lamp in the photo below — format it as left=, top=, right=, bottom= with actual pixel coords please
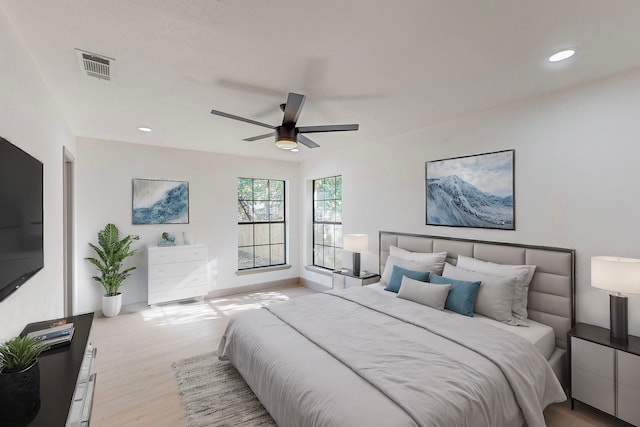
left=591, top=256, right=640, bottom=343
left=343, top=234, right=369, bottom=277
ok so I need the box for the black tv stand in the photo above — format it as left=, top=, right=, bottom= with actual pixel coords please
left=19, top=312, right=96, bottom=426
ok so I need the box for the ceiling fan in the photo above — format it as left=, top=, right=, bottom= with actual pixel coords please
left=210, top=92, right=359, bottom=150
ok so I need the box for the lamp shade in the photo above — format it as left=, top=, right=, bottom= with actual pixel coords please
left=343, top=234, right=368, bottom=253
left=591, top=256, right=640, bottom=294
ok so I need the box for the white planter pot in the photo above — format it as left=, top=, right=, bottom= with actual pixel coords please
left=102, top=293, right=122, bottom=318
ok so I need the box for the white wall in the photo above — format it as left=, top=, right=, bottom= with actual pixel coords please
left=75, top=138, right=300, bottom=313
left=3, top=1, right=639, bottom=338
left=300, top=70, right=640, bottom=336
left=0, top=10, right=75, bottom=339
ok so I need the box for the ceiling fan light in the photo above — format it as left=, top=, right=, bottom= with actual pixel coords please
left=275, top=138, right=297, bottom=150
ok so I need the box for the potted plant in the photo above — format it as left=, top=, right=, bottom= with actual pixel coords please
left=86, top=223, right=140, bottom=317
left=0, top=336, right=47, bottom=421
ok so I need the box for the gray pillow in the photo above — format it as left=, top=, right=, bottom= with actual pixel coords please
left=442, top=263, right=520, bottom=325
left=397, top=276, right=451, bottom=311
left=456, top=255, right=536, bottom=321
left=381, top=255, right=444, bottom=286
left=389, top=246, right=447, bottom=274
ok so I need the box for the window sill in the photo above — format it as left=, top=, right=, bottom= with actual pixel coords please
left=304, top=265, right=333, bottom=277
left=235, top=265, right=292, bottom=276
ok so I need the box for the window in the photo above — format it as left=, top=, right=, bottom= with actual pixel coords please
left=313, top=176, right=342, bottom=270
left=238, top=178, right=286, bottom=270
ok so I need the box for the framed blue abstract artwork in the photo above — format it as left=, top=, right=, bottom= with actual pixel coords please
left=426, top=150, right=514, bottom=230
left=132, top=178, right=189, bottom=224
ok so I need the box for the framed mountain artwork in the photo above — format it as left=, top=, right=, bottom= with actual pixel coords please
left=132, top=178, right=189, bottom=224
left=425, top=150, right=514, bottom=230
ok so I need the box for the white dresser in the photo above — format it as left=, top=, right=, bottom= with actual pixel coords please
left=147, top=244, right=209, bottom=305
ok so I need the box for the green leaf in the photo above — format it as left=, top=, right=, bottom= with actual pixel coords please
left=0, top=336, right=46, bottom=373
left=86, top=223, right=139, bottom=296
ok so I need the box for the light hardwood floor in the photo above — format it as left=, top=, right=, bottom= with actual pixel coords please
left=90, top=284, right=626, bottom=427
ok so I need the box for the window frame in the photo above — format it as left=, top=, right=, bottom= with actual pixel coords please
left=312, top=175, right=342, bottom=271
left=237, top=177, right=286, bottom=271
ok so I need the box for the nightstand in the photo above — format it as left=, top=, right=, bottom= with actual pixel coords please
left=332, top=269, right=381, bottom=289
left=568, top=322, right=640, bottom=426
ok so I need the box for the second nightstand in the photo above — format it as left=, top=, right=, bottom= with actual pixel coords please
left=332, top=269, right=381, bottom=289
left=568, top=322, right=640, bottom=426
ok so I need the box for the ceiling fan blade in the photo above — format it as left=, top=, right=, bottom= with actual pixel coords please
left=210, top=109, right=275, bottom=129
left=282, top=93, right=306, bottom=126
left=216, top=79, right=284, bottom=98
left=297, top=134, right=320, bottom=149
left=297, top=124, right=359, bottom=133
left=243, top=132, right=274, bottom=142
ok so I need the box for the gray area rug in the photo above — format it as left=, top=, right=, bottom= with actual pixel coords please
left=172, top=352, right=277, bottom=427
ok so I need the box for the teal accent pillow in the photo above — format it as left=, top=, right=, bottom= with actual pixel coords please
left=384, top=265, right=430, bottom=293
left=429, top=273, right=481, bottom=317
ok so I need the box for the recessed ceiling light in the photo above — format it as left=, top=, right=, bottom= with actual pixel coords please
left=290, top=148, right=299, bottom=152
left=137, top=126, right=152, bottom=132
left=548, top=49, right=575, bottom=63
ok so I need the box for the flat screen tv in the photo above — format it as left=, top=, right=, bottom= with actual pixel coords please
left=0, top=136, right=44, bottom=302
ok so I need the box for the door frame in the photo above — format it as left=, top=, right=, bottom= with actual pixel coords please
left=63, top=147, right=75, bottom=316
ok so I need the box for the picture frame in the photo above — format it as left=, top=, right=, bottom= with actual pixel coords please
left=425, top=149, right=514, bottom=230
left=132, top=178, right=189, bottom=224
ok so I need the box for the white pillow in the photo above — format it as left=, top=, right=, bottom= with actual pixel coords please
left=397, top=276, right=451, bottom=311
left=442, top=263, right=521, bottom=325
left=456, top=255, right=536, bottom=320
left=381, top=255, right=442, bottom=286
left=389, top=246, right=447, bottom=275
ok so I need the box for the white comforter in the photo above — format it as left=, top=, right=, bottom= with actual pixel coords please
left=219, top=287, right=565, bottom=427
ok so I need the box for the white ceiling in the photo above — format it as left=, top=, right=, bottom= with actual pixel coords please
left=2, top=1, right=640, bottom=161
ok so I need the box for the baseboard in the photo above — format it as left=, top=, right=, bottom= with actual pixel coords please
left=300, top=277, right=331, bottom=293
left=206, top=277, right=301, bottom=299
left=205, top=277, right=330, bottom=299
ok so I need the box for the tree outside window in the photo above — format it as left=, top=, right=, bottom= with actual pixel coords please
left=238, top=178, right=285, bottom=270
left=313, top=176, right=342, bottom=270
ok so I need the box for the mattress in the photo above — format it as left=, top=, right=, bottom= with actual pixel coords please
left=366, top=282, right=556, bottom=360
left=474, top=314, right=556, bottom=360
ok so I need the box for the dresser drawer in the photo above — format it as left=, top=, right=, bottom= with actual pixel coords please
left=148, top=285, right=209, bottom=305
left=572, top=366, right=615, bottom=415
left=148, top=274, right=207, bottom=293
left=617, top=350, right=640, bottom=426
left=65, top=317, right=96, bottom=427
left=148, top=245, right=207, bottom=264
left=618, top=383, right=640, bottom=426
left=148, top=260, right=207, bottom=279
left=75, top=343, right=96, bottom=390
left=571, top=337, right=614, bottom=379
left=571, top=336, right=615, bottom=416
left=618, top=351, right=640, bottom=390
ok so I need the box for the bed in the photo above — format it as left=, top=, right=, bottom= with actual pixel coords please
left=219, top=231, right=575, bottom=427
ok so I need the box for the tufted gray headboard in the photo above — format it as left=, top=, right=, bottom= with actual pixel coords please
left=379, top=231, right=575, bottom=352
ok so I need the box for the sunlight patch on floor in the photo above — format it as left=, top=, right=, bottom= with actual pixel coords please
left=136, top=289, right=300, bottom=325
left=141, top=301, right=221, bottom=326
left=209, top=291, right=291, bottom=316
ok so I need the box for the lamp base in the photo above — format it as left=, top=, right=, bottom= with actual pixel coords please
left=352, top=252, right=361, bottom=277
left=610, top=294, right=628, bottom=344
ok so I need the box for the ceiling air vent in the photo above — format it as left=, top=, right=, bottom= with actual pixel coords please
left=75, top=49, right=114, bottom=81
